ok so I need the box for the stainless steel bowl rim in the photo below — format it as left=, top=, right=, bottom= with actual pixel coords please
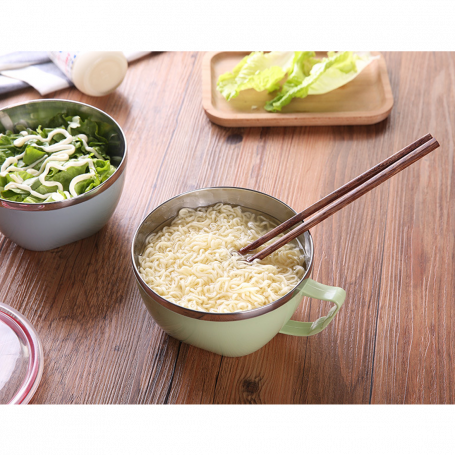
left=0, top=99, right=127, bottom=212
left=131, top=186, right=314, bottom=322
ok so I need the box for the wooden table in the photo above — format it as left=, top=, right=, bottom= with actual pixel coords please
left=1, top=52, right=453, bottom=404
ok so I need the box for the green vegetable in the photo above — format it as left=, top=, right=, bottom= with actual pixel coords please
left=23, top=145, right=46, bottom=165
left=216, top=51, right=377, bottom=112
left=0, top=114, right=117, bottom=203
left=266, top=51, right=376, bottom=112
left=217, top=51, right=296, bottom=101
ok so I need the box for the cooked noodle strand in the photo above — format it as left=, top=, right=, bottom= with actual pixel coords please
left=139, top=203, right=305, bottom=313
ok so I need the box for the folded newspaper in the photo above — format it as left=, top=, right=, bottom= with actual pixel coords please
left=0, top=51, right=150, bottom=96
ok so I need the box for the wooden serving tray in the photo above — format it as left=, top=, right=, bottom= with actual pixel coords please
left=202, top=51, right=394, bottom=127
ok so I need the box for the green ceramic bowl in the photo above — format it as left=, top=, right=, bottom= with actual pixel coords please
left=131, top=187, right=346, bottom=357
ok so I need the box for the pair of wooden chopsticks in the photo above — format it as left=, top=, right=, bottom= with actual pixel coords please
left=240, top=133, right=440, bottom=262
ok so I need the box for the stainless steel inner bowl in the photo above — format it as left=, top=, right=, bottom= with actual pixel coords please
left=131, top=187, right=314, bottom=322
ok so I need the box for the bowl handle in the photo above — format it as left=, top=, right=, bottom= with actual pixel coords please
left=279, top=278, right=346, bottom=336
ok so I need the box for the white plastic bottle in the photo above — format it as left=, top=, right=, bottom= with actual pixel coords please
left=48, top=51, right=128, bottom=97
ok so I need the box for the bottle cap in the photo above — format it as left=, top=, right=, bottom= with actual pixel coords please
left=74, top=51, right=128, bottom=96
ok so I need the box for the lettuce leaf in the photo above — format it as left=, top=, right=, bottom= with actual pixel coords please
left=217, top=51, right=297, bottom=101
left=94, top=159, right=116, bottom=182
left=0, top=171, right=35, bottom=193
left=265, top=51, right=377, bottom=112
left=23, top=145, right=46, bottom=165
left=33, top=162, right=89, bottom=195
left=0, top=190, right=27, bottom=201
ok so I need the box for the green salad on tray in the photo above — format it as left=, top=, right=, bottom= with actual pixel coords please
left=217, top=51, right=377, bottom=112
left=0, top=114, right=117, bottom=203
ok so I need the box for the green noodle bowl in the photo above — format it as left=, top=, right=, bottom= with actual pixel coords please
left=132, top=187, right=346, bottom=357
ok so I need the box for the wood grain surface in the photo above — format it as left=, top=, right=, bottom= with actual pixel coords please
left=0, top=52, right=453, bottom=404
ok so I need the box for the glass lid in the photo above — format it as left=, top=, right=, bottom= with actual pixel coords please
left=0, top=302, right=44, bottom=404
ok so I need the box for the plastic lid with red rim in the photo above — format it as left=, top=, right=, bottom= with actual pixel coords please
left=0, top=302, right=44, bottom=404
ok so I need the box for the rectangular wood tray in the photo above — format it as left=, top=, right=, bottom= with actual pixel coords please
left=202, top=51, right=394, bottom=127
